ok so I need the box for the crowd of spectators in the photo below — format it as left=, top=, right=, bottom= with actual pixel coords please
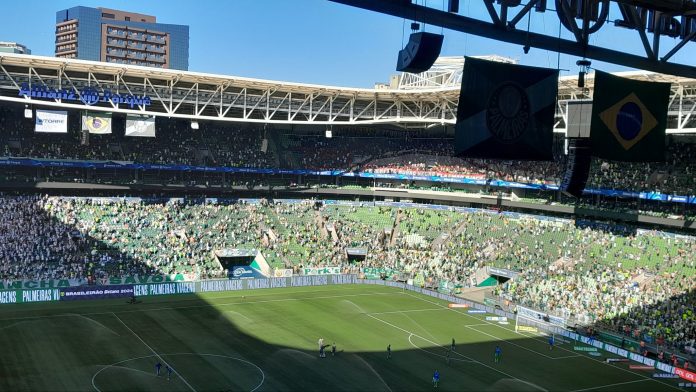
left=0, top=195, right=694, bottom=356
left=3, top=106, right=696, bottom=196
left=2, top=103, right=696, bottom=196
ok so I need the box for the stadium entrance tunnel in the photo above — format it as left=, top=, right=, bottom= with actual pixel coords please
left=0, top=196, right=689, bottom=391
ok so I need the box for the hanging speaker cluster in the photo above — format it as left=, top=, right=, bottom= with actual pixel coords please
left=396, top=32, right=444, bottom=73
left=560, top=138, right=592, bottom=198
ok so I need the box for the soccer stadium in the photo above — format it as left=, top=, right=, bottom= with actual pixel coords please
left=0, top=1, right=695, bottom=391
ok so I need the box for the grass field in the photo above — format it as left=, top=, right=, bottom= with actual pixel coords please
left=0, top=284, right=684, bottom=391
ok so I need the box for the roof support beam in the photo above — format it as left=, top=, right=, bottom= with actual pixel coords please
left=329, top=0, right=696, bottom=78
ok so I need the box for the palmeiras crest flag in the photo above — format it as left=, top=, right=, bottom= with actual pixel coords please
left=590, top=71, right=670, bottom=162
left=455, top=57, right=558, bottom=161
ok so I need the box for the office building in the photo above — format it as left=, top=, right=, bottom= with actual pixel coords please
left=0, top=42, right=31, bottom=55
left=55, top=6, right=189, bottom=70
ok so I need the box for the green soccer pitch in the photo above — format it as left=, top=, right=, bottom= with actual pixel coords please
left=0, top=284, right=683, bottom=391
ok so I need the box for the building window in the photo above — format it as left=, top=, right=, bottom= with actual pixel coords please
left=102, top=12, right=115, bottom=19
left=125, top=16, right=131, bottom=21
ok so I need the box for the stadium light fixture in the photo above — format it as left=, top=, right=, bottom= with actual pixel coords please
left=577, top=59, right=592, bottom=88
left=190, top=120, right=199, bottom=130
left=24, top=105, right=32, bottom=119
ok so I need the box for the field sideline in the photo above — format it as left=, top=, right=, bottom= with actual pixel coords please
left=0, top=284, right=683, bottom=391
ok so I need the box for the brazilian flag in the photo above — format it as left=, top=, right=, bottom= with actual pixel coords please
left=455, top=57, right=558, bottom=160
left=590, top=71, right=670, bottom=162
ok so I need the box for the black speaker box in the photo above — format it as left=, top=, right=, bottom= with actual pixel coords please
left=560, top=138, right=592, bottom=198
left=396, top=32, right=444, bottom=73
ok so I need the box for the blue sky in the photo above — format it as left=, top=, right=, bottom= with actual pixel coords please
left=1, top=0, right=694, bottom=87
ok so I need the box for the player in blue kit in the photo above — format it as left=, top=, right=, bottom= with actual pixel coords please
left=432, top=369, right=440, bottom=388
left=494, top=345, right=502, bottom=363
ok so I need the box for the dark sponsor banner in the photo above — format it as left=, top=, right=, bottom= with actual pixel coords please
left=229, top=266, right=265, bottom=280
left=22, top=289, right=60, bottom=303
left=134, top=282, right=196, bottom=296
left=60, top=285, right=134, bottom=301
left=0, top=290, right=19, bottom=304
left=488, top=267, right=519, bottom=279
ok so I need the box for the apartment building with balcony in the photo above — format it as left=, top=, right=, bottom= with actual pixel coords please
left=55, top=6, right=189, bottom=70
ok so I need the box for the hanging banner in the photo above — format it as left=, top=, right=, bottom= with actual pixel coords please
left=35, top=110, right=68, bottom=133
left=82, top=111, right=112, bottom=134
left=103, top=273, right=199, bottom=285
left=125, top=115, right=156, bottom=137
left=302, top=267, right=342, bottom=276
left=273, top=269, right=294, bottom=278
left=0, top=278, right=83, bottom=290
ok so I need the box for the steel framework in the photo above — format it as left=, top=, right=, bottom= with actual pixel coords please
left=397, top=55, right=516, bottom=89
left=1, top=53, right=696, bottom=133
left=0, top=53, right=459, bottom=128
left=331, top=0, right=696, bottom=79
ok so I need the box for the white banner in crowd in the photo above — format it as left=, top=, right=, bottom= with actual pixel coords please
left=82, top=112, right=112, bottom=134
left=125, top=115, right=156, bottom=137
left=35, top=110, right=68, bottom=133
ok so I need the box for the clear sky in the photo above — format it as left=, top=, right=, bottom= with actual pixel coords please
left=1, top=0, right=694, bottom=87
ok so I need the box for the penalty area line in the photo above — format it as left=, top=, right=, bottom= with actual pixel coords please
left=365, top=313, right=548, bottom=392
left=401, top=292, right=684, bottom=391
left=568, top=378, right=649, bottom=392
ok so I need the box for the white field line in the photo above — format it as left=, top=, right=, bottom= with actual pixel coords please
left=408, top=333, right=476, bottom=363
left=463, top=324, right=576, bottom=360
left=365, top=313, right=548, bottom=392
left=368, top=308, right=445, bottom=315
left=401, top=292, right=683, bottom=391
left=0, top=290, right=395, bottom=322
left=112, top=313, right=197, bottom=392
left=568, top=379, right=650, bottom=392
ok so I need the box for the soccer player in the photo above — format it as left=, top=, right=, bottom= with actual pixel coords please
left=548, top=335, right=555, bottom=350
left=445, top=349, right=451, bottom=365
left=451, top=338, right=456, bottom=352
left=166, top=365, right=172, bottom=380
left=494, top=345, right=502, bottom=363
left=155, top=361, right=162, bottom=376
left=387, top=344, right=392, bottom=360
left=332, top=342, right=336, bottom=357
left=432, top=369, right=440, bottom=388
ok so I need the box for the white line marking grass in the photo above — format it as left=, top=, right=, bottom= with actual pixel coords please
left=408, top=333, right=476, bottom=363
left=0, top=290, right=395, bottom=322
left=401, top=292, right=683, bottom=391
left=569, top=378, right=649, bottom=392
left=112, top=313, right=197, bottom=392
left=365, top=313, right=548, bottom=392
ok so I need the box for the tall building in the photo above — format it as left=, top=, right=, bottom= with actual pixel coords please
left=55, top=6, right=189, bottom=70
left=0, top=42, right=31, bottom=54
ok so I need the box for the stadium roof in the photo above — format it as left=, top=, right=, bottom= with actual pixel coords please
left=0, top=53, right=695, bottom=132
